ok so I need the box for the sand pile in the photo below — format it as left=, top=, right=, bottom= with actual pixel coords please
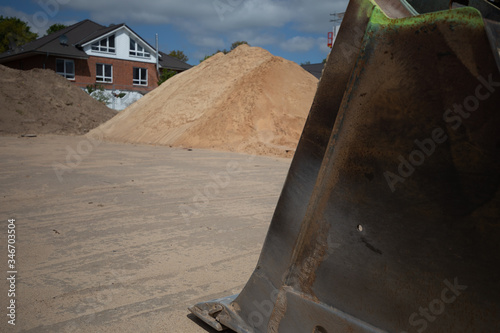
left=91, top=45, right=318, bottom=157
left=0, top=65, right=116, bottom=136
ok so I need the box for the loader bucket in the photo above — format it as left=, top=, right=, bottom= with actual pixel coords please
left=189, top=0, right=500, bottom=332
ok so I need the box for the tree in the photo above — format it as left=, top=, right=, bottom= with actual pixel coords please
left=0, top=16, right=38, bottom=53
left=199, top=54, right=214, bottom=63
left=168, top=50, right=189, bottom=63
left=199, top=41, right=250, bottom=63
left=199, top=50, right=227, bottom=63
left=301, top=61, right=311, bottom=65
left=157, top=69, right=177, bottom=86
left=46, top=23, right=67, bottom=35
left=230, top=40, right=249, bottom=50
left=199, top=50, right=226, bottom=63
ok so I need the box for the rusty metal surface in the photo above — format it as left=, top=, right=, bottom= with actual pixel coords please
left=189, top=0, right=500, bottom=332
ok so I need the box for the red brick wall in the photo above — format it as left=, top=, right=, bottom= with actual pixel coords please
left=76, top=56, right=159, bottom=92
left=2, top=55, right=159, bottom=92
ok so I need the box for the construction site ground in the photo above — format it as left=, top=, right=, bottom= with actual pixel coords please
left=0, top=135, right=290, bottom=333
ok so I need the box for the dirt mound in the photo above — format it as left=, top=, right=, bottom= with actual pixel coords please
left=0, top=65, right=116, bottom=136
left=91, top=45, right=318, bottom=157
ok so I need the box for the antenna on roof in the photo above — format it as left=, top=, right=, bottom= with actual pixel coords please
left=59, top=34, right=68, bottom=46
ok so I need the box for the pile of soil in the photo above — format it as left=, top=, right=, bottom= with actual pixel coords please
left=91, top=45, right=318, bottom=157
left=0, top=65, right=116, bottom=136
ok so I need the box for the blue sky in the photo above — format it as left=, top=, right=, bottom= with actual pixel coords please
left=0, top=0, right=349, bottom=65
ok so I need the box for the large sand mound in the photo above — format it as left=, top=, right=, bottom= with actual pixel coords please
left=0, top=65, right=116, bottom=136
left=90, top=45, right=318, bottom=157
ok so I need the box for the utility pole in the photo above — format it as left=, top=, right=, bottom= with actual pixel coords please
left=330, top=12, right=345, bottom=37
left=155, top=33, right=160, bottom=77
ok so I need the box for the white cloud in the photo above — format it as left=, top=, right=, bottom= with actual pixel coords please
left=291, top=0, right=348, bottom=33
left=221, top=0, right=293, bottom=29
left=61, top=0, right=349, bottom=33
left=2, top=0, right=352, bottom=60
left=247, top=34, right=277, bottom=46
left=280, top=36, right=315, bottom=52
left=66, top=0, right=220, bottom=26
left=229, top=29, right=277, bottom=46
left=317, top=37, right=332, bottom=54
left=0, top=6, right=27, bottom=18
left=189, top=36, right=225, bottom=49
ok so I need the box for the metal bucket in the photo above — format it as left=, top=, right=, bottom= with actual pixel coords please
left=189, top=1, right=500, bottom=331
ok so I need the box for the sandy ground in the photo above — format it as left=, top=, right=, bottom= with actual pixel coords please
left=0, top=135, right=291, bottom=333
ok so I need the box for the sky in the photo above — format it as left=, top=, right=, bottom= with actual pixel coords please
left=0, top=0, right=349, bottom=65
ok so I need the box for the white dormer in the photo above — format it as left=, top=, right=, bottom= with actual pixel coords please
left=81, top=25, right=156, bottom=64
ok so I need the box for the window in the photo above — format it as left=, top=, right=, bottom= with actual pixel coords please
left=91, top=35, right=115, bottom=53
left=133, top=67, right=147, bottom=86
left=56, top=59, right=75, bottom=79
left=96, top=63, right=112, bottom=83
left=129, top=39, right=150, bottom=58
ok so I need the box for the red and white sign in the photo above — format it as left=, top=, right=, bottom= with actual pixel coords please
left=327, top=32, right=333, bottom=48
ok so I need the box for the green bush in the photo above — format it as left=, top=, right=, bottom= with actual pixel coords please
left=158, top=69, right=177, bottom=86
left=85, top=84, right=109, bottom=104
left=85, top=84, right=105, bottom=94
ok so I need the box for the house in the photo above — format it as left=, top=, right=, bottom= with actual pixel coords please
left=0, top=19, right=192, bottom=93
left=301, top=63, right=325, bottom=79
left=158, top=51, right=193, bottom=72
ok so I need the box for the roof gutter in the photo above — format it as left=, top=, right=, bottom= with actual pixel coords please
left=0, top=51, right=89, bottom=64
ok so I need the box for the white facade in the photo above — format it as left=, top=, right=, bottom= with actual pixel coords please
left=81, top=26, right=157, bottom=64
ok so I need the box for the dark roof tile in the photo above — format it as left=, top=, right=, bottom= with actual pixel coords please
left=301, top=63, right=325, bottom=79
left=159, top=51, right=192, bottom=71
left=77, top=23, right=125, bottom=45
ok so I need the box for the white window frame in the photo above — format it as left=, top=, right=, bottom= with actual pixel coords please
left=56, top=58, right=75, bottom=80
left=91, top=35, right=115, bottom=53
left=96, top=63, right=113, bottom=83
left=129, top=38, right=150, bottom=58
left=133, top=67, right=148, bottom=86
